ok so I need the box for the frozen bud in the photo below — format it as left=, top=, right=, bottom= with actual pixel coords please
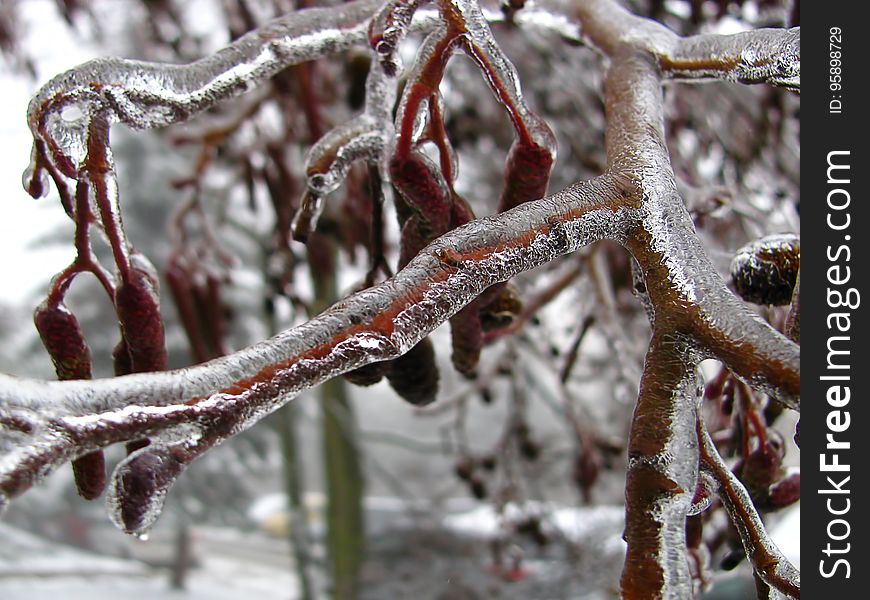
left=71, top=451, right=107, bottom=501
left=450, top=306, right=482, bottom=378
left=516, top=516, right=548, bottom=546
left=454, top=456, right=476, bottom=482
left=109, top=446, right=185, bottom=535
left=115, top=265, right=167, bottom=372
left=469, top=477, right=488, bottom=500
left=386, top=337, right=439, bottom=406
left=34, top=300, right=92, bottom=381
left=112, top=339, right=132, bottom=376
left=498, top=139, right=555, bottom=212
left=344, top=361, right=389, bottom=387
left=34, top=300, right=107, bottom=498
left=730, top=234, right=800, bottom=306
left=480, top=454, right=497, bottom=471
left=519, top=438, right=541, bottom=461
left=767, top=472, right=800, bottom=509
left=480, top=284, right=523, bottom=332
left=23, top=158, right=50, bottom=199
left=389, top=152, right=452, bottom=234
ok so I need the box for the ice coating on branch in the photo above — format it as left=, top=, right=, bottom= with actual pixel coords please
left=294, top=41, right=398, bottom=240
left=670, top=27, right=801, bottom=90
left=369, top=0, right=428, bottom=76
left=698, top=418, right=800, bottom=597
left=4, top=3, right=804, bottom=584
left=23, top=0, right=382, bottom=195
left=1, top=174, right=634, bottom=522
left=393, top=22, right=451, bottom=155
left=623, top=339, right=701, bottom=597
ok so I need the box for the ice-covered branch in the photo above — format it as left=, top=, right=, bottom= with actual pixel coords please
left=1, top=172, right=633, bottom=528
left=4, top=0, right=801, bottom=594
left=698, top=417, right=800, bottom=599
left=665, top=27, right=800, bottom=90
left=603, top=50, right=799, bottom=410
left=621, top=332, right=701, bottom=598
left=574, top=0, right=799, bottom=90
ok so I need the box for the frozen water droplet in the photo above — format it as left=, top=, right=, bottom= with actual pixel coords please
left=687, top=472, right=717, bottom=516
left=376, top=39, right=393, bottom=57
left=22, top=163, right=50, bottom=199
left=61, top=104, right=85, bottom=123
left=308, top=173, right=329, bottom=194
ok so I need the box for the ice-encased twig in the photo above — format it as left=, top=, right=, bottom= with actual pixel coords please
left=1, top=172, right=634, bottom=522
left=293, top=55, right=398, bottom=240
left=575, top=0, right=799, bottom=90
left=25, top=0, right=382, bottom=185
left=621, top=332, right=701, bottom=598
left=4, top=2, right=803, bottom=590
left=698, top=417, right=800, bottom=599
left=666, top=28, right=800, bottom=90
left=605, top=50, right=799, bottom=411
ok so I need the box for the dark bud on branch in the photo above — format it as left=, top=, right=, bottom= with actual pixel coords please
left=34, top=300, right=92, bottom=381
left=109, top=446, right=185, bottom=535
left=385, top=337, right=439, bottom=406
left=70, top=451, right=107, bottom=501
left=343, top=361, right=390, bottom=387
left=34, top=300, right=106, bottom=499
left=114, top=261, right=168, bottom=373
left=730, top=234, right=799, bottom=306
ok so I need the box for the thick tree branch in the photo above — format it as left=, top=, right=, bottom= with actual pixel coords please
left=1, top=173, right=632, bottom=523
left=621, top=332, right=700, bottom=599
left=665, top=27, right=800, bottom=89
left=2, top=1, right=801, bottom=595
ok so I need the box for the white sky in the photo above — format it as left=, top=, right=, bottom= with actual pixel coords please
left=0, top=0, right=225, bottom=306
left=0, top=2, right=99, bottom=305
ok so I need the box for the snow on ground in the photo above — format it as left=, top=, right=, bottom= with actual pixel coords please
left=0, top=521, right=298, bottom=600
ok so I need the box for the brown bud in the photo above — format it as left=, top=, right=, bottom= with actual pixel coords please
left=768, top=472, right=800, bottom=509
left=34, top=300, right=107, bottom=499
left=385, top=337, right=439, bottom=406
left=469, top=477, right=488, bottom=500
left=730, top=234, right=800, bottom=306
left=34, top=300, right=92, bottom=381
left=450, top=305, right=482, bottom=378
left=454, top=456, right=476, bottom=482
left=112, top=446, right=185, bottom=535
left=71, top=451, right=107, bottom=501
left=498, top=139, right=555, bottom=213
left=115, top=265, right=167, bottom=373
left=516, top=516, right=548, bottom=547
left=389, top=152, right=452, bottom=235
left=480, top=284, right=523, bottom=332
left=519, top=438, right=541, bottom=462
left=344, top=362, right=389, bottom=387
